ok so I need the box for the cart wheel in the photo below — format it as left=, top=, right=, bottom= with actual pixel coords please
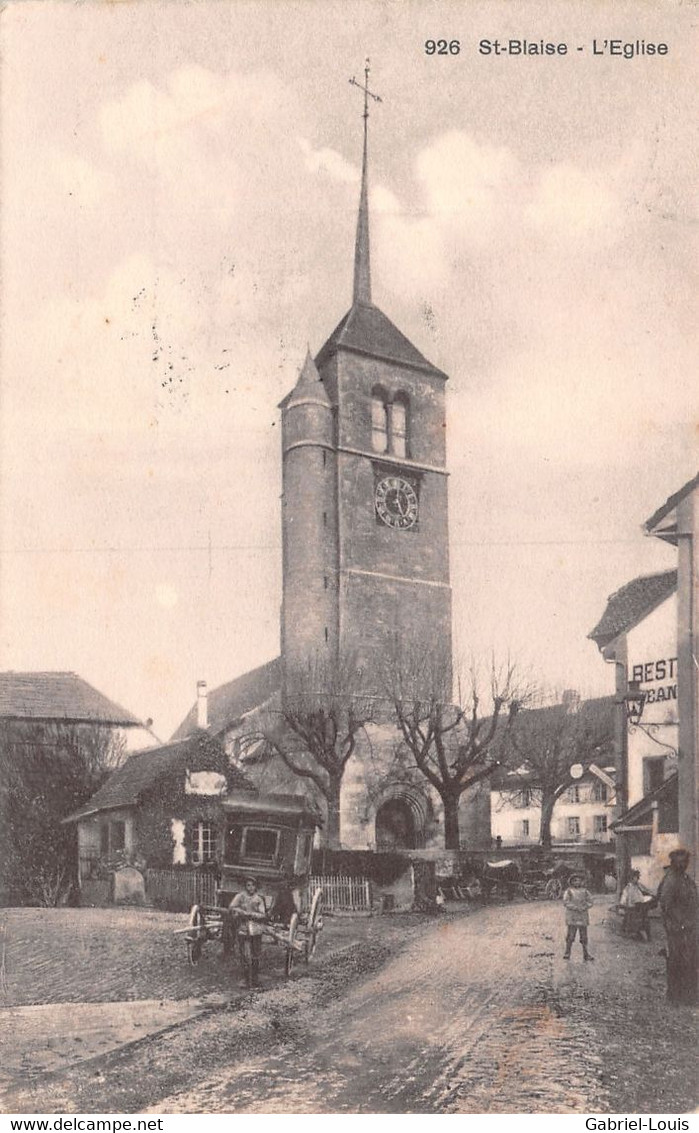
left=305, top=887, right=323, bottom=962
left=186, top=905, right=204, bottom=967
left=522, top=884, right=536, bottom=902
left=285, top=912, right=299, bottom=978
left=545, top=878, right=563, bottom=900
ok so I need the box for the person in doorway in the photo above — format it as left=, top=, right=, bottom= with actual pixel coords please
left=562, top=873, right=594, bottom=961
left=230, top=876, right=267, bottom=988
left=620, top=869, right=655, bottom=941
left=657, top=848, right=697, bottom=1006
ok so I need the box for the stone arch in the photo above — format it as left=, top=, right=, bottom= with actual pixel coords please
left=375, top=789, right=427, bottom=851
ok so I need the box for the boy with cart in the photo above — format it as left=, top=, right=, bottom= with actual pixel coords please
left=230, top=875, right=267, bottom=988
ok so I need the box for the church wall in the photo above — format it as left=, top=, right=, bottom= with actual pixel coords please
left=335, top=353, right=447, bottom=469
left=339, top=568, right=452, bottom=693
left=337, top=452, right=450, bottom=583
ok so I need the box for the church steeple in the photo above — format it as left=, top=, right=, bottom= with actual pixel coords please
left=350, top=60, right=381, bottom=308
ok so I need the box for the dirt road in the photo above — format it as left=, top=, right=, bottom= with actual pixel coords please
left=148, top=899, right=696, bottom=1114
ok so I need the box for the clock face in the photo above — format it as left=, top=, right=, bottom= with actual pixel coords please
left=375, top=476, right=418, bottom=530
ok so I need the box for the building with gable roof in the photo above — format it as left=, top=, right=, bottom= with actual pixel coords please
left=588, top=471, right=698, bottom=889
left=0, top=670, right=153, bottom=751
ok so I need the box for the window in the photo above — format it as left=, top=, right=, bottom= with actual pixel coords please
left=591, top=781, right=608, bottom=803
left=643, top=757, right=665, bottom=795
left=567, top=816, right=581, bottom=838
left=593, top=815, right=608, bottom=835
left=519, top=789, right=532, bottom=808
left=110, top=821, right=125, bottom=851
left=371, top=388, right=410, bottom=457
left=242, top=826, right=280, bottom=864
left=371, top=394, right=389, bottom=453
left=392, top=397, right=408, bottom=458
left=190, top=820, right=216, bottom=864
left=100, top=819, right=125, bottom=857
left=518, top=819, right=530, bottom=838
left=567, top=786, right=581, bottom=804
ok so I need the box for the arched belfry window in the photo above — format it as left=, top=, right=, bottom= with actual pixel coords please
left=371, top=388, right=389, bottom=454
left=392, top=394, right=409, bottom=458
left=371, top=387, right=410, bottom=458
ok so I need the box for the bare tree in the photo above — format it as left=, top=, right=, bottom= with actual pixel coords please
left=387, top=648, right=530, bottom=850
left=251, top=655, right=376, bottom=849
left=0, top=721, right=126, bottom=905
left=499, top=694, right=615, bottom=848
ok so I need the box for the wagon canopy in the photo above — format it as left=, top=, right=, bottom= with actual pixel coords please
left=222, top=790, right=322, bottom=826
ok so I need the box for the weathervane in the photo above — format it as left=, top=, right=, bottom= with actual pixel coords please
left=349, top=58, right=382, bottom=127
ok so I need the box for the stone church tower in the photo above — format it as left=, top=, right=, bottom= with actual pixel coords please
left=173, top=79, right=489, bottom=853
left=280, top=87, right=452, bottom=703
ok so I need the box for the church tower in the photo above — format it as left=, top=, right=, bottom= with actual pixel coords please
left=281, top=65, right=452, bottom=700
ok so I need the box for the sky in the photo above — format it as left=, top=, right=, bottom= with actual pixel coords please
left=1, top=0, right=696, bottom=740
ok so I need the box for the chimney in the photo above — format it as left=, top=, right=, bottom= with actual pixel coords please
left=196, top=680, right=208, bottom=729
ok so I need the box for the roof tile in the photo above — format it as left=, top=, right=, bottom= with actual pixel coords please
left=0, top=671, right=141, bottom=727
left=316, top=303, right=446, bottom=378
left=171, top=658, right=282, bottom=741
left=588, top=570, right=677, bottom=648
left=66, top=732, right=254, bottom=821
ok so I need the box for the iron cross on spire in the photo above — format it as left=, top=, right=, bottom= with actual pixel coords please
left=349, top=58, right=382, bottom=123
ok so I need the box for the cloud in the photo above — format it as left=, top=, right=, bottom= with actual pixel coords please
left=528, top=162, right=621, bottom=240
left=416, top=130, right=521, bottom=238
left=297, top=137, right=358, bottom=184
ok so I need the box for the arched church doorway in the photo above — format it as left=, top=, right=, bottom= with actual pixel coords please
left=375, top=797, right=420, bottom=851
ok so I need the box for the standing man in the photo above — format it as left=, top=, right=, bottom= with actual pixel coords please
left=657, top=848, right=698, bottom=1006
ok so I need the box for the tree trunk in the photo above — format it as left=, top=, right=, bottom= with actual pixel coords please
left=442, top=794, right=461, bottom=851
left=539, top=792, right=556, bottom=849
left=324, top=778, right=342, bottom=849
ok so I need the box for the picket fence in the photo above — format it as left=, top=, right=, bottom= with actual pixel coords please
left=144, top=869, right=372, bottom=913
left=309, top=874, right=372, bottom=912
left=145, top=868, right=218, bottom=909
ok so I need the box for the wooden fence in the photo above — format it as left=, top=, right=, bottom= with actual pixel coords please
left=143, top=869, right=372, bottom=913
left=145, top=869, right=218, bottom=910
left=309, top=874, right=372, bottom=912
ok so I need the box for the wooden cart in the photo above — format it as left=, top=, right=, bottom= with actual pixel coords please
left=180, top=885, right=323, bottom=976
left=176, top=789, right=323, bottom=979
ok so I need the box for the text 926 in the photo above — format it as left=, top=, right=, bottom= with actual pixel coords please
left=425, top=39, right=461, bottom=55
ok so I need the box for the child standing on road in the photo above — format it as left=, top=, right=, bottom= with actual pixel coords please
left=562, top=873, right=594, bottom=961
left=230, top=876, right=267, bottom=988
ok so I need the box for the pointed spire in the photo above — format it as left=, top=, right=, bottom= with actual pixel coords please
left=353, top=108, right=371, bottom=306
left=286, top=348, right=330, bottom=407
left=350, top=60, right=381, bottom=308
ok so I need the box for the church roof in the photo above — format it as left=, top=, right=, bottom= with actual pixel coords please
left=315, top=301, right=447, bottom=379
left=64, top=732, right=255, bottom=822
left=588, top=570, right=677, bottom=649
left=171, top=658, right=282, bottom=741
left=0, top=671, right=142, bottom=727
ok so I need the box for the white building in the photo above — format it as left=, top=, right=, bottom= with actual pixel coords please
left=589, top=568, right=680, bottom=889
left=491, top=765, right=615, bottom=848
